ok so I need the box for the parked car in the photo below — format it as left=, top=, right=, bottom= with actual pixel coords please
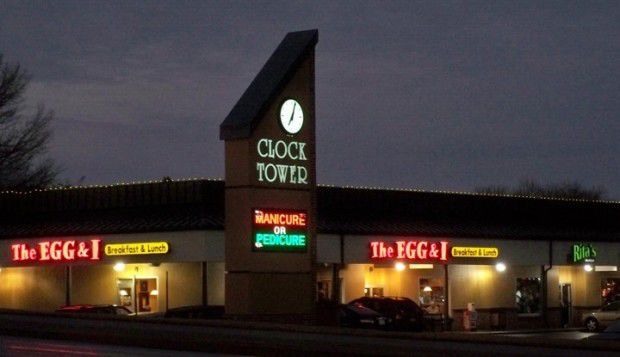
left=583, top=301, right=620, bottom=331
left=348, top=297, right=425, bottom=331
left=163, top=305, right=225, bottom=319
left=56, top=304, right=134, bottom=316
left=339, top=303, right=390, bottom=329
left=586, top=319, right=620, bottom=340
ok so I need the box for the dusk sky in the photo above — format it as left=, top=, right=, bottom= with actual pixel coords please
left=1, top=1, right=618, bottom=198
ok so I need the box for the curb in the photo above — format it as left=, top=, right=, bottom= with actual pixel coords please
left=469, top=327, right=584, bottom=335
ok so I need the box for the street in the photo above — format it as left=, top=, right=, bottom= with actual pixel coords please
left=0, top=335, right=228, bottom=357
left=1, top=311, right=619, bottom=356
left=1, top=326, right=619, bottom=357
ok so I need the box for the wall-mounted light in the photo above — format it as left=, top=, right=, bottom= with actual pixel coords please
left=423, top=286, right=433, bottom=292
left=394, top=262, right=406, bottom=271
left=495, top=262, right=507, bottom=272
left=119, top=289, right=128, bottom=296
left=584, top=264, right=594, bottom=272
left=150, top=290, right=159, bottom=296
left=113, top=262, right=125, bottom=272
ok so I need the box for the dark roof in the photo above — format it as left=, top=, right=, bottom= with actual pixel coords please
left=0, top=180, right=619, bottom=241
left=317, top=186, right=620, bottom=241
left=0, top=180, right=225, bottom=238
left=219, top=29, right=318, bottom=140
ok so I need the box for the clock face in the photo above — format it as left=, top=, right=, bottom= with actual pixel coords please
left=279, top=99, right=304, bottom=134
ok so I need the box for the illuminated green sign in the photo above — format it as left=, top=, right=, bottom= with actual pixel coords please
left=253, top=209, right=307, bottom=252
left=571, top=243, right=596, bottom=264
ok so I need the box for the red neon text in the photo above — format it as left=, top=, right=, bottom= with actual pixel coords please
left=369, top=241, right=449, bottom=261
left=253, top=209, right=306, bottom=227
left=11, top=239, right=101, bottom=262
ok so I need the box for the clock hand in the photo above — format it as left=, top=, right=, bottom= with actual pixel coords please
left=288, top=102, right=296, bottom=125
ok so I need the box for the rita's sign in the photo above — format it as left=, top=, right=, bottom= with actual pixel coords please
left=253, top=209, right=307, bottom=252
left=11, top=239, right=101, bottom=263
left=571, top=243, right=597, bottom=264
left=370, top=241, right=449, bottom=261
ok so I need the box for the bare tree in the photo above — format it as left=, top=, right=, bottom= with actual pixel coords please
left=0, top=55, right=57, bottom=190
left=474, top=185, right=509, bottom=196
left=475, top=179, right=606, bottom=200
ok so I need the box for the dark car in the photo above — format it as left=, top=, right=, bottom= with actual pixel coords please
left=56, top=304, right=134, bottom=316
left=339, top=303, right=390, bottom=329
left=164, top=305, right=225, bottom=319
left=348, top=297, right=425, bottom=331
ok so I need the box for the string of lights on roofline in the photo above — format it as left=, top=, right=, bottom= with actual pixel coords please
left=0, top=177, right=618, bottom=205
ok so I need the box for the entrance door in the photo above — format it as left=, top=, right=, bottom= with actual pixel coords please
left=135, top=278, right=158, bottom=314
left=317, top=280, right=331, bottom=301
left=559, top=283, right=572, bottom=327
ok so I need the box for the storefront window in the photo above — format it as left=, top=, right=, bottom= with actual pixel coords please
left=419, top=278, right=444, bottom=314
left=602, top=278, right=620, bottom=305
left=516, top=277, right=541, bottom=315
left=117, top=279, right=133, bottom=310
left=364, top=287, right=384, bottom=297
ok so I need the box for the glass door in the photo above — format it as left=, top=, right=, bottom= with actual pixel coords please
left=135, top=277, right=159, bottom=314
left=560, top=283, right=572, bottom=327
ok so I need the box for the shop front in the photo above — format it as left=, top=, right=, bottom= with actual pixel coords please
left=316, top=234, right=620, bottom=330
left=0, top=179, right=617, bottom=331
left=0, top=231, right=225, bottom=314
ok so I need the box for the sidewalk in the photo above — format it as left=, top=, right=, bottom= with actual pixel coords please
left=468, top=327, right=584, bottom=335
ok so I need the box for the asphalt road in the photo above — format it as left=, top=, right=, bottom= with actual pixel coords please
left=0, top=335, right=233, bottom=357
left=1, top=312, right=620, bottom=356
left=0, top=332, right=618, bottom=357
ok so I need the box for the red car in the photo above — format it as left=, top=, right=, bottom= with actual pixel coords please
left=56, top=304, right=134, bottom=316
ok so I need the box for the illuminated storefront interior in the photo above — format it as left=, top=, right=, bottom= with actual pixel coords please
left=0, top=262, right=225, bottom=313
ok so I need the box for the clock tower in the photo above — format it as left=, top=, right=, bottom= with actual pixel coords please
left=220, top=30, right=318, bottom=319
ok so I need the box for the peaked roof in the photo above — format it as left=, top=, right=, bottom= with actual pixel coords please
left=219, top=29, right=318, bottom=140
